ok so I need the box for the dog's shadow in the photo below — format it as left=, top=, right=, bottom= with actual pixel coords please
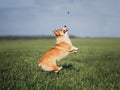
left=62, top=64, right=73, bottom=70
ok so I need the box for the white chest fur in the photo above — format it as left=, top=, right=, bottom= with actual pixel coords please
left=56, top=36, right=72, bottom=45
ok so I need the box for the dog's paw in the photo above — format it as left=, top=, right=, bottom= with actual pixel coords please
left=54, top=67, right=62, bottom=73
left=73, top=47, right=78, bottom=51
left=72, top=50, right=78, bottom=54
left=70, top=47, right=78, bottom=54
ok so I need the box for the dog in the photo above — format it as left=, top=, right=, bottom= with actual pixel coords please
left=38, top=26, right=78, bottom=72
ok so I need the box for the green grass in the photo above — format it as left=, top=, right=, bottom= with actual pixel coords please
left=0, top=38, right=120, bottom=90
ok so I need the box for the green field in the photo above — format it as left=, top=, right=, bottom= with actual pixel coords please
left=0, top=38, right=120, bottom=90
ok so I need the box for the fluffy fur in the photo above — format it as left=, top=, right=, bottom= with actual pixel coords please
left=38, top=26, right=78, bottom=72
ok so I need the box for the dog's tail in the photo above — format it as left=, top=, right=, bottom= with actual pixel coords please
left=38, top=62, right=41, bottom=67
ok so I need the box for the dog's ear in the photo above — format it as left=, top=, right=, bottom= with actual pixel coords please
left=53, top=30, right=56, bottom=35
left=53, top=30, right=59, bottom=36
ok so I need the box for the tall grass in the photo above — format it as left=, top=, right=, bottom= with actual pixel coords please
left=0, top=39, right=120, bottom=90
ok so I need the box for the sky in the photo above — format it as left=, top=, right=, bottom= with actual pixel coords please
left=0, top=0, right=120, bottom=37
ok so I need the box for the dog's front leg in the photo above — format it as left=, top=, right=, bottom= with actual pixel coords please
left=69, top=46, right=78, bottom=54
left=72, top=46, right=78, bottom=54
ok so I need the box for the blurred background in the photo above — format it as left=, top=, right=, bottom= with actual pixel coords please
left=0, top=0, right=120, bottom=38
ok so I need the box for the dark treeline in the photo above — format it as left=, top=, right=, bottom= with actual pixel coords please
left=0, top=35, right=77, bottom=40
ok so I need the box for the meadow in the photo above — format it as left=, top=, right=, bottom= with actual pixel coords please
left=0, top=38, right=120, bottom=90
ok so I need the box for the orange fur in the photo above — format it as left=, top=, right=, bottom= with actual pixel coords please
left=38, top=26, right=78, bottom=72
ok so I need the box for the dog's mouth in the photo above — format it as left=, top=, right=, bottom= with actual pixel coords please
left=63, top=30, right=69, bottom=33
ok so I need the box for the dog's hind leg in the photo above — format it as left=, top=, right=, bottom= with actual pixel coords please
left=53, top=65, right=63, bottom=73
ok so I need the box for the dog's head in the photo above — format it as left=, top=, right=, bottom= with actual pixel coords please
left=53, top=26, right=69, bottom=37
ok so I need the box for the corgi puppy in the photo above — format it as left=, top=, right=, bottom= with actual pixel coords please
left=38, top=26, right=78, bottom=72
